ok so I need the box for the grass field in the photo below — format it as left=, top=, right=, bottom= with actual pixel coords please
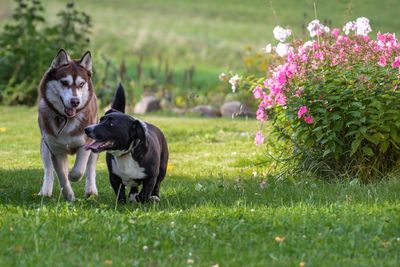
left=0, top=106, right=400, bottom=266
left=2, top=0, right=400, bottom=70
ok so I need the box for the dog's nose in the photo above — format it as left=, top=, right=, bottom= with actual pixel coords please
left=70, top=98, right=80, bottom=108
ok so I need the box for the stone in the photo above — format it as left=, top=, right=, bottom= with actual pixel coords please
left=220, top=101, right=244, bottom=117
left=134, top=96, right=161, bottom=114
left=191, top=105, right=221, bottom=117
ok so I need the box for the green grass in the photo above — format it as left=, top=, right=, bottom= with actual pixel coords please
left=2, top=0, right=400, bottom=70
left=0, top=106, right=400, bottom=266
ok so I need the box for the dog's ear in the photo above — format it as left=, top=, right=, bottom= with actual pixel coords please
left=51, top=49, right=70, bottom=69
left=111, top=83, right=126, bottom=113
left=131, top=120, right=147, bottom=152
left=79, top=51, right=92, bottom=73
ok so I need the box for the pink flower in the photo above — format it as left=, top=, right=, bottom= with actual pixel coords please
left=297, top=106, right=307, bottom=118
left=256, top=108, right=267, bottom=121
left=295, top=87, right=303, bottom=97
left=331, top=28, right=340, bottom=38
left=378, top=56, right=387, bottom=67
left=252, top=86, right=265, bottom=99
left=314, top=52, right=324, bottom=61
left=392, top=56, right=400, bottom=68
left=304, top=116, right=313, bottom=124
left=275, top=94, right=286, bottom=106
left=255, top=131, right=264, bottom=145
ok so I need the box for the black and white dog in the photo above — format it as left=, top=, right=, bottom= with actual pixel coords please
left=84, top=84, right=168, bottom=203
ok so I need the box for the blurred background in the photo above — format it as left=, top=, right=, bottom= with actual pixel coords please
left=1, top=0, right=400, bottom=113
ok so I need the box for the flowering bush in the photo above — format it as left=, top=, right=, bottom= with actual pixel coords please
left=251, top=18, right=400, bottom=179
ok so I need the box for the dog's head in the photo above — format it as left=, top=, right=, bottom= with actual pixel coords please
left=41, top=49, right=93, bottom=118
left=84, top=84, right=147, bottom=153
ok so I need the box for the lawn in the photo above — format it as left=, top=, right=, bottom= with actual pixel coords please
left=2, top=0, right=400, bottom=70
left=0, top=106, right=399, bottom=266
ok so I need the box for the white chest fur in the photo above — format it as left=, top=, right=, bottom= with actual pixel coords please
left=111, top=153, right=146, bottom=187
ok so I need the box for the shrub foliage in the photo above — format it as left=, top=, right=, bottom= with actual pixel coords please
left=0, top=0, right=91, bottom=105
left=250, top=18, right=400, bottom=180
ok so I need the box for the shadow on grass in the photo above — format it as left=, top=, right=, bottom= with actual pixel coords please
left=1, top=168, right=399, bottom=211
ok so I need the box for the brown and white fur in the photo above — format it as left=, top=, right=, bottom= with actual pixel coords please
left=38, top=49, right=98, bottom=201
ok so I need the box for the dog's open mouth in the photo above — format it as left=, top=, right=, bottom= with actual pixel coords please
left=60, top=97, right=77, bottom=117
left=64, top=107, right=76, bottom=117
left=84, top=140, right=114, bottom=153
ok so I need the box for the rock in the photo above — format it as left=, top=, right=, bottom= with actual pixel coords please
left=220, top=101, right=253, bottom=118
left=134, top=96, right=161, bottom=114
left=191, top=105, right=221, bottom=117
left=221, top=101, right=242, bottom=117
left=170, top=107, right=186, bottom=116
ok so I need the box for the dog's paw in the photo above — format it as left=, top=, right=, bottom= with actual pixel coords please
left=85, top=188, right=98, bottom=198
left=62, top=191, right=75, bottom=202
left=128, top=193, right=139, bottom=203
left=149, top=195, right=160, bottom=202
left=68, top=170, right=83, bottom=182
left=38, top=189, right=52, bottom=197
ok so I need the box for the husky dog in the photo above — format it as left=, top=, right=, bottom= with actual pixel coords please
left=38, top=49, right=98, bottom=201
left=85, top=84, right=169, bottom=203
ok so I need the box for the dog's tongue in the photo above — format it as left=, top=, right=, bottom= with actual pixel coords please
left=64, top=108, right=76, bottom=117
left=84, top=141, right=105, bottom=151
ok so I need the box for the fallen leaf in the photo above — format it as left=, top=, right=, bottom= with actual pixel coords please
left=275, top=236, right=285, bottom=243
left=104, top=259, right=113, bottom=265
left=167, top=164, right=174, bottom=172
left=299, top=261, right=305, bottom=267
left=259, top=180, right=267, bottom=189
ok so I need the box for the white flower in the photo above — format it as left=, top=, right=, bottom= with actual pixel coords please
left=307, top=19, right=321, bottom=37
left=302, top=40, right=315, bottom=49
left=343, top=21, right=355, bottom=35
left=307, top=19, right=330, bottom=38
left=229, top=74, right=240, bottom=92
left=355, top=17, right=371, bottom=36
left=273, top=26, right=291, bottom=42
left=263, top=43, right=272, bottom=53
left=343, top=18, right=371, bottom=36
left=252, top=171, right=257, bottom=177
left=275, top=43, right=289, bottom=57
left=218, top=72, right=227, bottom=81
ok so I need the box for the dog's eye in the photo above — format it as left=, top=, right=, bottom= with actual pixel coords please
left=108, top=121, right=114, bottom=127
left=60, top=80, right=69, bottom=87
left=79, top=82, right=85, bottom=88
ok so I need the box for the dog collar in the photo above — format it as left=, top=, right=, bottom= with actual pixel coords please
left=109, top=139, right=140, bottom=157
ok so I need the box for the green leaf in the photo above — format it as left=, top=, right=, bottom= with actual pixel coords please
left=363, top=133, right=380, bottom=145
left=323, top=149, right=331, bottom=157
left=380, top=141, right=389, bottom=153
left=350, top=139, right=362, bottom=156
left=331, top=114, right=341, bottom=121
left=363, top=146, right=374, bottom=156
left=349, top=111, right=362, bottom=118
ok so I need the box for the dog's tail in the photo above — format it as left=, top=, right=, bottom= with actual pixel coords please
left=112, top=83, right=126, bottom=113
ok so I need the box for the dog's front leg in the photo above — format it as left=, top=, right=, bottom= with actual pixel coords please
left=38, top=139, right=54, bottom=197
left=109, top=173, right=126, bottom=203
left=51, top=153, right=74, bottom=201
left=69, top=147, right=91, bottom=182
left=84, top=151, right=98, bottom=197
left=137, top=176, right=157, bottom=203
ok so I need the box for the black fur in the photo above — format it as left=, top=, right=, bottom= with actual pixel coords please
left=85, top=84, right=168, bottom=203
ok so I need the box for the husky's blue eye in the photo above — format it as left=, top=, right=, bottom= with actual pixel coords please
left=78, top=82, right=85, bottom=87
left=61, top=80, right=69, bottom=86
